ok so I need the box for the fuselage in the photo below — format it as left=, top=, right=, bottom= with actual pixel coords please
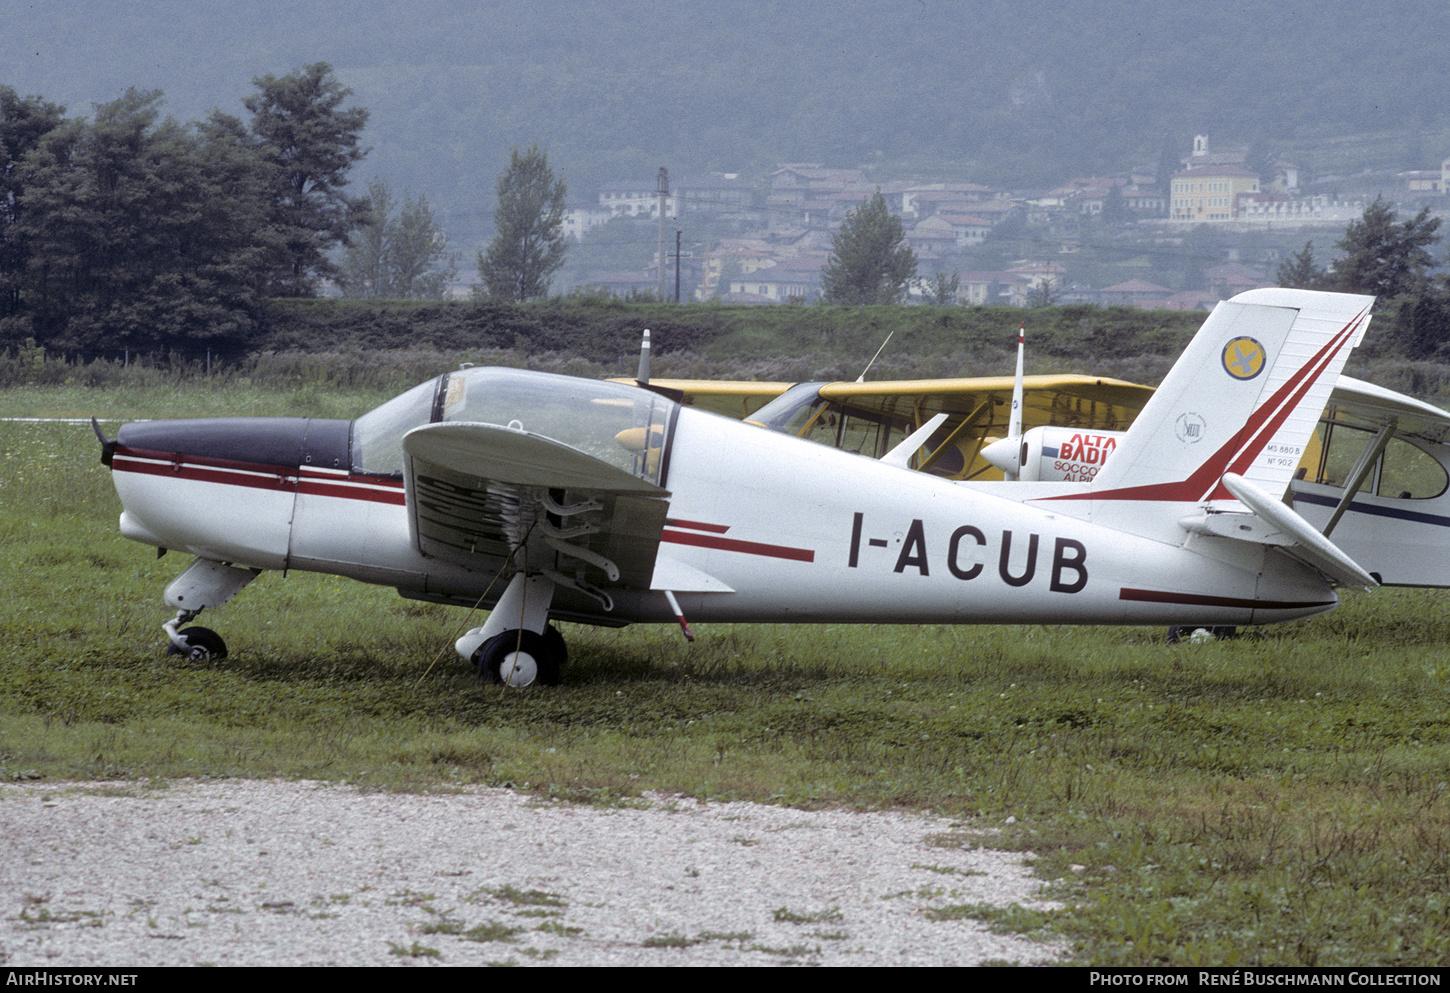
left=108, top=368, right=1340, bottom=631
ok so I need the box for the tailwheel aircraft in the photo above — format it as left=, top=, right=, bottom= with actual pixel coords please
left=96, top=289, right=1447, bottom=686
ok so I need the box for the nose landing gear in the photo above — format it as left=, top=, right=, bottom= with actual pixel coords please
left=158, top=557, right=259, bottom=661
left=164, top=612, right=228, bottom=660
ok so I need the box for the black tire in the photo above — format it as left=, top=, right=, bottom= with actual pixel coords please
left=542, top=624, right=568, bottom=671
left=166, top=626, right=228, bottom=661
left=472, top=629, right=562, bottom=687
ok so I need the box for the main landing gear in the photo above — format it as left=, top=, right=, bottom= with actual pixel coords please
left=164, top=615, right=228, bottom=661
left=456, top=574, right=570, bottom=688
left=471, top=625, right=568, bottom=687
left=1166, top=625, right=1238, bottom=644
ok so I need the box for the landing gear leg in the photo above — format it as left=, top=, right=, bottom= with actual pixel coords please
left=158, top=557, right=258, bottom=660
left=456, top=573, right=563, bottom=687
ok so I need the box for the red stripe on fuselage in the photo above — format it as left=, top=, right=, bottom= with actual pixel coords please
left=112, top=448, right=406, bottom=505
left=1119, top=587, right=1336, bottom=610
left=1042, top=308, right=1367, bottom=504
left=664, top=518, right=731, bottom=533
left=661, top=528, right=814, bottom=562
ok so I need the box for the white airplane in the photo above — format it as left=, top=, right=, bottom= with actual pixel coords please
left=98, top=288, right=1395, bottom=686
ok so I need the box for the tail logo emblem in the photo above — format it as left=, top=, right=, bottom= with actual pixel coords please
left=1222, top=337, right=1266, bottom=380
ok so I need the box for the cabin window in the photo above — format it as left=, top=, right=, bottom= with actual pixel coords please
left=438, top=367, right=675, bottom=486
left=1378, top=437, right=1448, bottom=500
left=1311, top=419, right=1447, bottom=500
left=349, top=368, right=676, bottom=486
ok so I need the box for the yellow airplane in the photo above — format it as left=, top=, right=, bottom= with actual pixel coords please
left=613, top=374, right=1153, bottom=482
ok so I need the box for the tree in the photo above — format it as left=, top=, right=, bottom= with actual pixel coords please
left=928, top=269, right=959, bottom=306
left=0, top=87, right=65, bottom=325
left=477, top=143, right=567, bottom=301
left=1276, top=241, right=1328, bottom=289
left=1153, top=133, right=1180, bottom=195
left=1243, top=139, right=1279, bottom=189
left=1100, top=184, right=1129, bottom=225
left=820, top=191, right=916, bottom=305
left=17, top=89, right=275, bottom=352
left=1328, top=196, right=1441, bottom=300
left=243, top=63, right=370, bottom=296
left=1025, top=280, right=1062, bottom=308
left=340, top=178, right=456, bottom=299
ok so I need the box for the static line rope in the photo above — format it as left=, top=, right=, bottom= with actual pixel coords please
left=414, top=521, right=539, bottom=688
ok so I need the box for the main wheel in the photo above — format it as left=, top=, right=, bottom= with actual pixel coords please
left=166, top=625, right=228, bottom=661
left=1166, top=625, right=1237, bottom=644
left=542, top=624, right=568, bottom=670
left=472, top=629, right=562, bottom=687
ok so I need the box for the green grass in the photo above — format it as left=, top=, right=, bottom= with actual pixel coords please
left=2, top=387, right=1450, bottom=966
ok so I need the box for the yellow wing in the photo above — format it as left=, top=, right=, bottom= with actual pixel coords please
left=622, top=375, right=1154, bottom=480
left=607, top=378, right=794, bottom=419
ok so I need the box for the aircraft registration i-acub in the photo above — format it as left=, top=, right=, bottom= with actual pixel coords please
left=99, top=288, right=1425, bottom=686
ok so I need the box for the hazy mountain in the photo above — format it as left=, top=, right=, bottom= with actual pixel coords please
left=6, top=0, right=1448, bottom=252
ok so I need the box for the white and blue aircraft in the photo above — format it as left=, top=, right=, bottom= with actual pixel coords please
left=99, top=288, right=1426, bottom=686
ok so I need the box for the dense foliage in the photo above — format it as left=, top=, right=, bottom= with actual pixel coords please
left=0, top=65, right=369, bottom=355
left=1278, top=197, right=1450, bottom=358
left=820, top=191, right=917, bottom=305
left=477, top=144, right=568, bottom=302
left=339, top=178, right=455, bottom=299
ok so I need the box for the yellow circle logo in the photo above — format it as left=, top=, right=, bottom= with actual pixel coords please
left=1222, top=337, right=1266, bottom=380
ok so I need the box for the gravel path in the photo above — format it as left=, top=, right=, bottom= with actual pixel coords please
left=1, top=780, right=1065, bottom=967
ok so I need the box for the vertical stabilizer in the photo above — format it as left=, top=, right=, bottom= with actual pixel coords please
left=1089, top=288, right=1373, bottom=506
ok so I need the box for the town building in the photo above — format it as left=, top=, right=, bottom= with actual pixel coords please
left=1170, top=165, right=1260, bottom=223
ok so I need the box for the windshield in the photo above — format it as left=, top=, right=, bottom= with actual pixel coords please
left=352, top=367, right=676, bottom=485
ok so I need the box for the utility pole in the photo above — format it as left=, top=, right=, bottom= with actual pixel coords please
left=666, top=230, right=693, bottom=303
left=656, top=167, right=669, bottom=301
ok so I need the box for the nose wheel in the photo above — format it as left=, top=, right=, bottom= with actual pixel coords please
left=164, top=613, right=229, bottom=661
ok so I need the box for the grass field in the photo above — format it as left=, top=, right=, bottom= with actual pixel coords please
left=2, top=382, right=1449, bottom=966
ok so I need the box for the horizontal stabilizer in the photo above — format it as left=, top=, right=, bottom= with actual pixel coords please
left=1189, top=473, right=1378, bottom=590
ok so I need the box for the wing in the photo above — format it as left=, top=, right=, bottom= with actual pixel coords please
left=817, top=374, right=1152, bottom=432
left=1327, top=375, right=1450, bottom=443
left=749, top=375, right=1154, bottom=478
left=607, top=378, right=794, bottom=419
left=401, top=421, right=671, bottom=593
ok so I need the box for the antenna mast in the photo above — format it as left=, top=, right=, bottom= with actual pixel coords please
left=656, top=167, right=669, bottom=301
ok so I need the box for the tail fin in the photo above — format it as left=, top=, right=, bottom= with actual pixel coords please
left=1089, top=288, right=1373, bottom=503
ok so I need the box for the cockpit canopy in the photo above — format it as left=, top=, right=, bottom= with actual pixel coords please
left=351, top=367, right=676, bottom=485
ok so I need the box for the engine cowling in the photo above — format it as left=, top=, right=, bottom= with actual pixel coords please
left=981, top=426, right=1125, bottom=482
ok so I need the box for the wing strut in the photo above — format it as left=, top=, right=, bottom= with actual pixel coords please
left=1321, top=419, right=1395, bottom=536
